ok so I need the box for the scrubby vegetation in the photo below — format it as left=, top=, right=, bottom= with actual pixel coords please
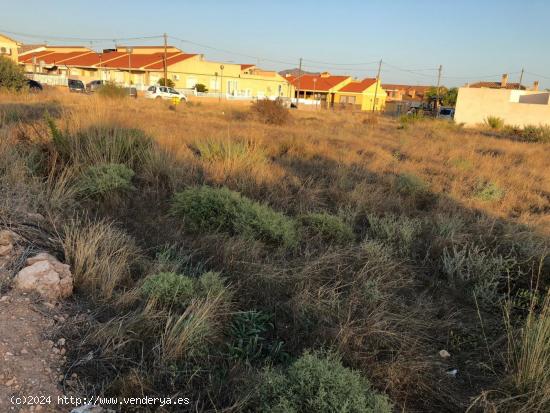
left=0, top=90, right=548, bottom=412
left=0, top=55, right=28, bottom=91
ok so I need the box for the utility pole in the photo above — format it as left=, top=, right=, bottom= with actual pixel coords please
left=518, top=68, right=524, bottom=90
left=163, top=33, right=168, bottom=87
left=295, top=57, right=303, bottom=108
left=127, top=47, right=133, bottom=87
left=435, top=64, right=442, bottom=116
left=372, top=59, right=382, bottom=112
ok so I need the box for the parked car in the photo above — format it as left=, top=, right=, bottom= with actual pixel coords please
left=438, top=107, right=455, bottom=120
left=26, top=79, right=43, bottom=92
left=86, top=80, right=108, bottom=92
left=68, top=79, right=86, bottom=93
left=145, top=85, right=187, bottom=102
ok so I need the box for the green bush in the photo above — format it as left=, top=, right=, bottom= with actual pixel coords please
left=141, top=272, right=196, bottom=307
left=171, top=186, right=298, bottom=247
left=254, top=351, right=392, bottom=413
left=366, top=214, right=423, bottom=257
left=441, top=244, right=523, bottom=306
left=485, top=116, right=505, bottom=129
left=195, top=83, right=208, bottom=93
left=97, top=82, right=127, bottom=99
left=395, top=173, right=429, bottom=195
left=300, top=212, right=354, bottom=244
left=76, top=163, right=135, bottom=199
left=476, top=181, right=504, bottom=202
left=227, top=310, right=286, bottom=364
left=157, top=78, right=175, bottom=88
left=0, top=56, right=28, bottom=91
left=141, top=271, right=229, bottom=308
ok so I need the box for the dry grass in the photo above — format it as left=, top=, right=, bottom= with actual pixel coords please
left=1, top=89, right=549, bottom=412
left=62, top=219, right=141, bottom=301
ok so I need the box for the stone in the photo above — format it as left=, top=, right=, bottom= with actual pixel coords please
left=439, top=349, right=451, bottom=359
left=14, top=253, right=73, bottom=301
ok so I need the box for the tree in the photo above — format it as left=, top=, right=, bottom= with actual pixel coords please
left=424, top=86, right=458, bottom=107
left=195, top=83, right=208, bottom=93
left=157, top=78, right=175, bottom=88
left=0, top=56, right=28, bottom=91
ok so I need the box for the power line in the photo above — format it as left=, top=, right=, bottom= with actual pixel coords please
left=0, top=28, right=161, bottom=42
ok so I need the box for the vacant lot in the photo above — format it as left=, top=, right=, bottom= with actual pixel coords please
left=1, top=90, right=549, bottom=412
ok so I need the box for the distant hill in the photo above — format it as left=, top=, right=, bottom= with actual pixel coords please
left=279, top=68, right=320, bottom=77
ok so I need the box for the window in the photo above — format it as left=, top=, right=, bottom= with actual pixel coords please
left=159, top=87, right=167, bottom=93
left=147, top=86, right=156, bottom=92
left=0, top=47, right=6, bottom=54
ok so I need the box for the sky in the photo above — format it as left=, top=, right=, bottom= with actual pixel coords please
left=3, top=0, right=549, bottom=88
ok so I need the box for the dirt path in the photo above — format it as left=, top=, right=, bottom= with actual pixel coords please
left=0, top=291, right=70, bottom=412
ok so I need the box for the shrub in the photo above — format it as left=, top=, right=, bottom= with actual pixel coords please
left=62, top=219, right=140, bottom=300
left=476, top=181, right=504, bottom=202
left=441, top=244, right=522, bottom=306
left=300, top=212, right=354, bottom=244
left=519, top=125, right=550, bottom=143
left=366, top=214, right=423, bottom=257
left=171, top=186, right=298, bottom=247
left=398, top=111, right=423, bottom=127
left=96, top=82, right=127, bottom=99
left=141, top=272, right=195, bottom=307
left=395, top=173, right=429, bottom=195
left=50, top=124, right=154, bottom=171
left=254, top=351, right=392, bottom=413
left=76, top=163, right=135, bottom=199
left=251, top=99, right=290, bottom=125
left=141, top=271, right=228, bottom=308
left=485, top=116, right=505, bottom=129
left=227, top=310, right=286, bottom=364
left=0, top=56, right=28, bottom=91
left=194, top=83, right=208, bottom=93
left=157, top=78, right=175, bottom=88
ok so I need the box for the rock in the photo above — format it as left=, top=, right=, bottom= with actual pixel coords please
left=439, top=349, right=451, bottom=359
left=0, top=295, right=9, bottom=302
left=14, top=253, right=73, bottom=301
left=0, top=230, right=19, bottom=265
left=71, top=405, right=115, bottom=413
left=57, top=338, right=66, bottom=346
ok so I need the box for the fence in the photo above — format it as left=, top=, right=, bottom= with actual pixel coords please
left=27, top=73, right=68, bottom=87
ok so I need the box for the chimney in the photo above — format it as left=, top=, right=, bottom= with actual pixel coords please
left=500, top=74, right=508, bottom=88
left=320, top=71, right=331, bottom=78
left=533, top=80, right=539, bottom=91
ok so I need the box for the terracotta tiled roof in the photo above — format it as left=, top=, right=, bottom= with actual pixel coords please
left=339, top=78, right=377, bottom=93
left=469, top=81, right=525, bottom=90
left=19, top=51, right=56, bottom=63
left=143, top=53, right=197, bottom=69
left=241, top=64, right=255, bottom=70
left=286, top=74, right=350, bottom=91
left=20, top=51, right=92, bottom=65
left=59, top=51, right=126, bottom=67
left=100, top=52, right=177, bottom=69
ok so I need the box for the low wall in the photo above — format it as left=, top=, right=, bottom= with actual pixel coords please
left=455, top=87, right=550, bottom=127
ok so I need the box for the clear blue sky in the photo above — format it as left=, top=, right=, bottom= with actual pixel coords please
left=3, top=0, right=549, bottom=88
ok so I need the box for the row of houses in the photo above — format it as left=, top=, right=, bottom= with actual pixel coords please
left=1, top=33, right=390, bottom=111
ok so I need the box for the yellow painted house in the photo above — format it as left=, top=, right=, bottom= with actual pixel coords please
left=334, top=78, right=387, bottom=111
left=0, top=34, right=20, bottom=62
